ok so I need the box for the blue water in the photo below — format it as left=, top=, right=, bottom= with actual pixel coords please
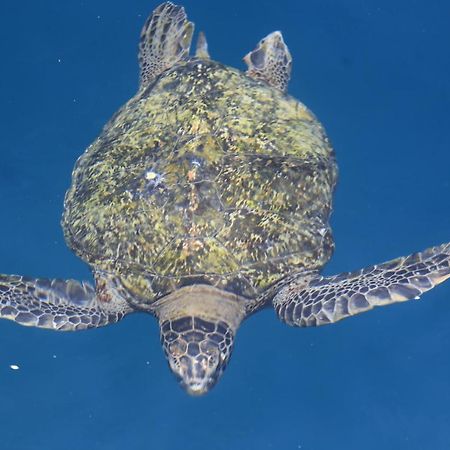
left=1, top=1, right=449, bottom=449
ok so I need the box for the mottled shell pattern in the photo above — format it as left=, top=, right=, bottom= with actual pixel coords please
left=62, top=56, right=337, bottom=304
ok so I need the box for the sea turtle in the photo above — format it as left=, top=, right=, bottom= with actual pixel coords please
left=1, top=2, right=449, bottom=396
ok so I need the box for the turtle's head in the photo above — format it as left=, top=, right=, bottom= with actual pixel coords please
left=156, top=285, right=245, bottom=396
left=160, top=316, right=235, bottom=395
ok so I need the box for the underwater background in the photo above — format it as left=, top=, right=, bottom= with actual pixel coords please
left=0, top=0, right=449, bottom=449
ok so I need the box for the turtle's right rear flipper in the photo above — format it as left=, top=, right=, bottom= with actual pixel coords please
left=138, top=2, right=194, bottom=89
left=244, top=31, right=292, bottom=92
left=0, top=275, right=130, bottom=331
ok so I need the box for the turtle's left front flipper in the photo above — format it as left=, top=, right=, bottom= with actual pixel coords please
left=0, top=275, right=133, bottom=331
left=273, top=243, right=450, bottom=327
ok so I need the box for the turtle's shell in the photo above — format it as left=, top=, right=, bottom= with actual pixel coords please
left=62, top=59, right=337, bottom=302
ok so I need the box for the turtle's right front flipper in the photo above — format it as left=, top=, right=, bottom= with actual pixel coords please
left=0, top=275, right=133, bottom=331
left=273, top=242, right=450, bottom=327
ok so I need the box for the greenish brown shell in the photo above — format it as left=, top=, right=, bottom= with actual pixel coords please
left=62, top=58, right=337, bottom=302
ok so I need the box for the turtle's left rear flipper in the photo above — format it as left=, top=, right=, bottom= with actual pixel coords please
left=0, top=275, right=132, bottom=331
left=138, top=2, right=194, bottom=89
left=273, top=242, right=450, bottom=327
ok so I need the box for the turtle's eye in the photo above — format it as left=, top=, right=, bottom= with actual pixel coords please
left=168, top=340, right=186, bottom=357
left=200, top=339, right=218, bottom=355
left=199, top=340, right=220, bottom=366
left=206, top=350, right=220, bottom=368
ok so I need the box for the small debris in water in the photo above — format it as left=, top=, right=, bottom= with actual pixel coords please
left=9, top=364, right=20, bottom=370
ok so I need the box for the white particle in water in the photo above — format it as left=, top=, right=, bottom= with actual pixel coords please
left=9, top=364, right=20, bottom=370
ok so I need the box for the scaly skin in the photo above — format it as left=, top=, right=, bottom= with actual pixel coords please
left=62, top=58, right=337, bottom=306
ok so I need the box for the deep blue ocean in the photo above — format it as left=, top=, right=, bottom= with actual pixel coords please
left=1, top=1, right=449, bottom=449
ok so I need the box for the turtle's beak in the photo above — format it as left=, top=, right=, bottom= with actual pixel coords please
left=173, top=350, right=226, bottom=396
left=159, top=316, right=235, bottom=396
